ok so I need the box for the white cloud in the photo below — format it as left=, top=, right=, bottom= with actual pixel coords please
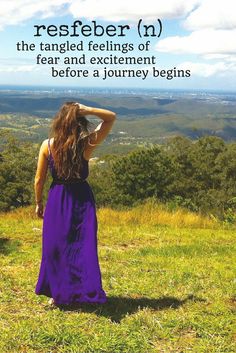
left=0, top=0, right=234, bottom=31
left=184, top=0, right=236, bottom=30
left=155, top=0, right=236, bottom=62
left=69, top=0, right=199, bottom=22
left=0, top=0, right=200, bottom=30
left=0, top=0, right=72, bottom=30
left=0, top=64, right=39, bottom=72
left=152, top=0, right=236, bottom=81
left=156, top=29, right=236, bottom=56
left=177, top=61, right=231, bottom=77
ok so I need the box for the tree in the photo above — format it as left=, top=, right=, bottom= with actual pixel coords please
left=110, top=145, right=174, bottom=206
left=0, top=132, right=38, bottom=211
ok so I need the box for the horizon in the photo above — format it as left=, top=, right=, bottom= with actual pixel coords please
left=0, top=84, right=236, bottom=95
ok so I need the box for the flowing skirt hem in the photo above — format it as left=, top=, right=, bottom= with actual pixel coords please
left=35, top=287, right=107, bottom=305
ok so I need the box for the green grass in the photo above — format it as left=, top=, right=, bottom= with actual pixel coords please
left=0, top=206, right=235, bottom=353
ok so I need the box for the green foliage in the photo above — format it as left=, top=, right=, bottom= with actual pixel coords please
left=0, top=130, right=38, bottom=211
left=88, top=154, right=119, bottom=208
left=164, top=195, right=199, bottom=213
left=222, top=197, right=236, bottom=224
left=1, top=130, right=236, bottom=222
left=163, top=136, right=236, bottom=218
left=110, top=146, right=174, bottom=206
left=90, top=135, right=236, bottom=221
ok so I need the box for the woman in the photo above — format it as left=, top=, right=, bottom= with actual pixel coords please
left=34, top=101, right=116, bottom=306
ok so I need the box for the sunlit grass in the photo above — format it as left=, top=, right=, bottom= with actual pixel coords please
left=0, top=198, right=220, bottom=230
left=0, top=202, right=235, bottom=352
left=98, top=201, right=218, bottom=229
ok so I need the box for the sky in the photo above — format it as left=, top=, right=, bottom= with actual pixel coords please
left=0, top=0, right=235, bottom=90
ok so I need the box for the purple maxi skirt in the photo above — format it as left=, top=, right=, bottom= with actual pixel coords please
left=35, top=139, right=107, bottom=305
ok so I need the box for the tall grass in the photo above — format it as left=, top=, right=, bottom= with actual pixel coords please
left=98, top=199, right=219, bottom=229
left=0, top=199, right=219, bottom=230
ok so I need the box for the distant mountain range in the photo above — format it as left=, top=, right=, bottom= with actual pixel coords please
left=0, top=87, right=236, bottom=154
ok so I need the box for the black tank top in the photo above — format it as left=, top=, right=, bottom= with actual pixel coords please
left=47, top=138, right=89, bottom=183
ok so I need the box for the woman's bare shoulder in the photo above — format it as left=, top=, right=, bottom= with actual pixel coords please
left=40, top=139, right=48, bottom=149
left=41, top=138, right=51, bottom=158
left=46, top=137, right=54, bottom=143
left=43, top=137, right=54, bottom=147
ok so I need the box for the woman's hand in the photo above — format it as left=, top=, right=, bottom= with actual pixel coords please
left=35, top=202, right=44, bottom=219
left=77, top=103, right=92, bottom=116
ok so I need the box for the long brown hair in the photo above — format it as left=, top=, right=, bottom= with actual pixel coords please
left=48, top=101, right=96, bottom=180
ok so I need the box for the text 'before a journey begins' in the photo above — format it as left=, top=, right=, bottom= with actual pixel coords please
left=51, top=66, right=191, bottom=80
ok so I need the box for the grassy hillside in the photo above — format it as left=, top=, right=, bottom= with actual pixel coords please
left=0, top=201, right=235, bottom=352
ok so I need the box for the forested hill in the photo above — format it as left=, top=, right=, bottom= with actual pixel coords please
left=0, top=88, right=236, bottom=145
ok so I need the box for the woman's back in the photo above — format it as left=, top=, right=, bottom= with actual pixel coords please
left=47, top=138, right=89, bottom=182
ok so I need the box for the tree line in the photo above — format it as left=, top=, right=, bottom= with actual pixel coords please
left=0, top=130, right=235, bottom=222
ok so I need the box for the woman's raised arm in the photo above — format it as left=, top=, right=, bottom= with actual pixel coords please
left=79, top=104, right=116, bottom=158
